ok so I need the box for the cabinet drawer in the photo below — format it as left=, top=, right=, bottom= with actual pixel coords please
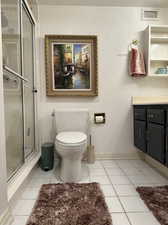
left=147, top=109, right=165, bottom=124
left=134, top=108, right=146, bottom=121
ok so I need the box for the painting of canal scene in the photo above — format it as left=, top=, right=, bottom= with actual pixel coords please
left=45, top=35, right=98, bottom=96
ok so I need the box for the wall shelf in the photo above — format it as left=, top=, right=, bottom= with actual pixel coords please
left=151, top=59, right=168, bottom=62
left=151, top=37, right=168, bottom=43
left=144, top=25, right=168, bottom=77
left=148, top=74, right=168, bottom=77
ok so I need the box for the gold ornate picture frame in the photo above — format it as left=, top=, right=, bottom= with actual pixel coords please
left=45, top=35, right=98, bottom=96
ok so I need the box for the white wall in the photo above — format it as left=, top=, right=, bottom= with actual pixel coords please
left=0, top=3, right=10, bottom=219
left=39, top=6, right=168, bottom=158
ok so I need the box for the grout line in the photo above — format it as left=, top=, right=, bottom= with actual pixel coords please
left=99, top=159, right=152, bottom=225
left=101, top=161, right=133, bottom=225
left=100, top=161, right=128, bottom=212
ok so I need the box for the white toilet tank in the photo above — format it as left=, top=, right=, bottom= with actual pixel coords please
left=54, top=109, right=89, bottom=134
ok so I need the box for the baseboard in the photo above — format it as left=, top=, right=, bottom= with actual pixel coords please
left=95, top=152, right=140, bottom=160
left=145, top=155, right=168, bottom=178
left=0, top=208, right=13, bottom=225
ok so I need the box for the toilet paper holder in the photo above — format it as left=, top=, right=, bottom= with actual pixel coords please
left=94, top=113, right=105, bottom=124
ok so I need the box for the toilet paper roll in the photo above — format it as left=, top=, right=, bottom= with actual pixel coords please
left=95, top=116, right=104, bottom=123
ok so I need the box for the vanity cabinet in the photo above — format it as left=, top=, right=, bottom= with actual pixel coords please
left=134, top=105, right=168, bottom=166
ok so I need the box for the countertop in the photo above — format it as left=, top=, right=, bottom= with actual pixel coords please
left=132, top=96, right=168, bottom=105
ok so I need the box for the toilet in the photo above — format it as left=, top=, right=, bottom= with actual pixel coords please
left=54, top=109, right=89, bottom=182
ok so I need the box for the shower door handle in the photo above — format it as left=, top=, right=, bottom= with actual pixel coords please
left=3, top=65, right=29, bottom=82
left=33, top=88, right=38, bottom=93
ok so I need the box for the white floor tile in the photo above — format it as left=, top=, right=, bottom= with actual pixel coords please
left=88, top=161, right=103, bottom=169
left=127, top=212, right=160, bottom=225
left=21, top=187, right=40, bottom=199
left=132, top=160, right=151, bottom=168
left=11, top=216, right=29, bottom=225
left=116, top=160, right=136, bottom=169
left=114, top=185, right=138, bottom=196
left=105, top=197, right=124, bottom=213
left=100, top=160, right=117, bottom=164
left=31, top=168, right=53, bottom=178
left=109, top=176, right=131, bottom=185
left=134, top=183, right=163, bottom=188
left=148, top=174, right=168, bottom=184
left=78, top=178, right=91, bottom=183
left=100, top=185, right=116, bottom=196
left=12, top=200, right=36, bottom=216
left=111, top=213, right=131, bottom=225
left=50, top=177, right=61, bottom=183
left=116, top=160, right=134, bottom=164
left=128, top=175, right=155, bottom=185
left=105, top=168, right=124, bottom=176
left=119, top=196, right=149, bottom=212
left=122, top=168, right=143, bottom=176
left=90, top=175, right=110, bottom=184
left=139, top=167, right=159, bottom=176
left=135, top=165, right=152, bottom=170
left=118, top=165, right=136, bottom=170
left=101, top=160, right=119, bottom=168
left=141, top=174, right=168, bottom=185
left=27, top=178, right=50, bottom=187
left=89, top=168, right=106, bottom=176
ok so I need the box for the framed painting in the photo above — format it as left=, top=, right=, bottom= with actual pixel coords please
left=45, top=35, right=98, bottom=96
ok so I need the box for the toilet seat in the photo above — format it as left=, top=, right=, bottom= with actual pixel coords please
left=56, top=131, right=87, bottom=147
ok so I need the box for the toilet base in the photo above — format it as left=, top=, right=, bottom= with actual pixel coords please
left=60, top=158, right=82, bottom=182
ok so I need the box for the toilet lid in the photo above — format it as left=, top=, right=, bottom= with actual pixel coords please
left=56, top=132, right=87, bottom=144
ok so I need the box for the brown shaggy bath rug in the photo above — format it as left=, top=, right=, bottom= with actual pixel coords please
left=26, top=183, right=112, bottom=225
left=137, top=186, right=168, bottom=225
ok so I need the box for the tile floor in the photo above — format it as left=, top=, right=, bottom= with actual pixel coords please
left=10, top=159, right=168, bottom=225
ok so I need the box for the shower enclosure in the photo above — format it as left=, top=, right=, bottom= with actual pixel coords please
left=2, top=0, right=37, bottom=179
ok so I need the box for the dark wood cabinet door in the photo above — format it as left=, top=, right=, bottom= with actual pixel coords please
left=166, top=127, right=168, bottom=166
left=147, top=109, right=165, bottom=124
left=134, top=120, right=146, bottom=152
left=147, top=123, right=164, bottom=163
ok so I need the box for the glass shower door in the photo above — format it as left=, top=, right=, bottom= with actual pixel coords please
left=22, top=4, right=35, bottom=158
left=2, top=0, right=36, bottom=179
left=3, top=71, right=24, bottom=178
left=2, top=0, right=24, bottom=178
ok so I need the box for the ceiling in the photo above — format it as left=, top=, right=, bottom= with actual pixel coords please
left=38, top=0, right=168, bottom=7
